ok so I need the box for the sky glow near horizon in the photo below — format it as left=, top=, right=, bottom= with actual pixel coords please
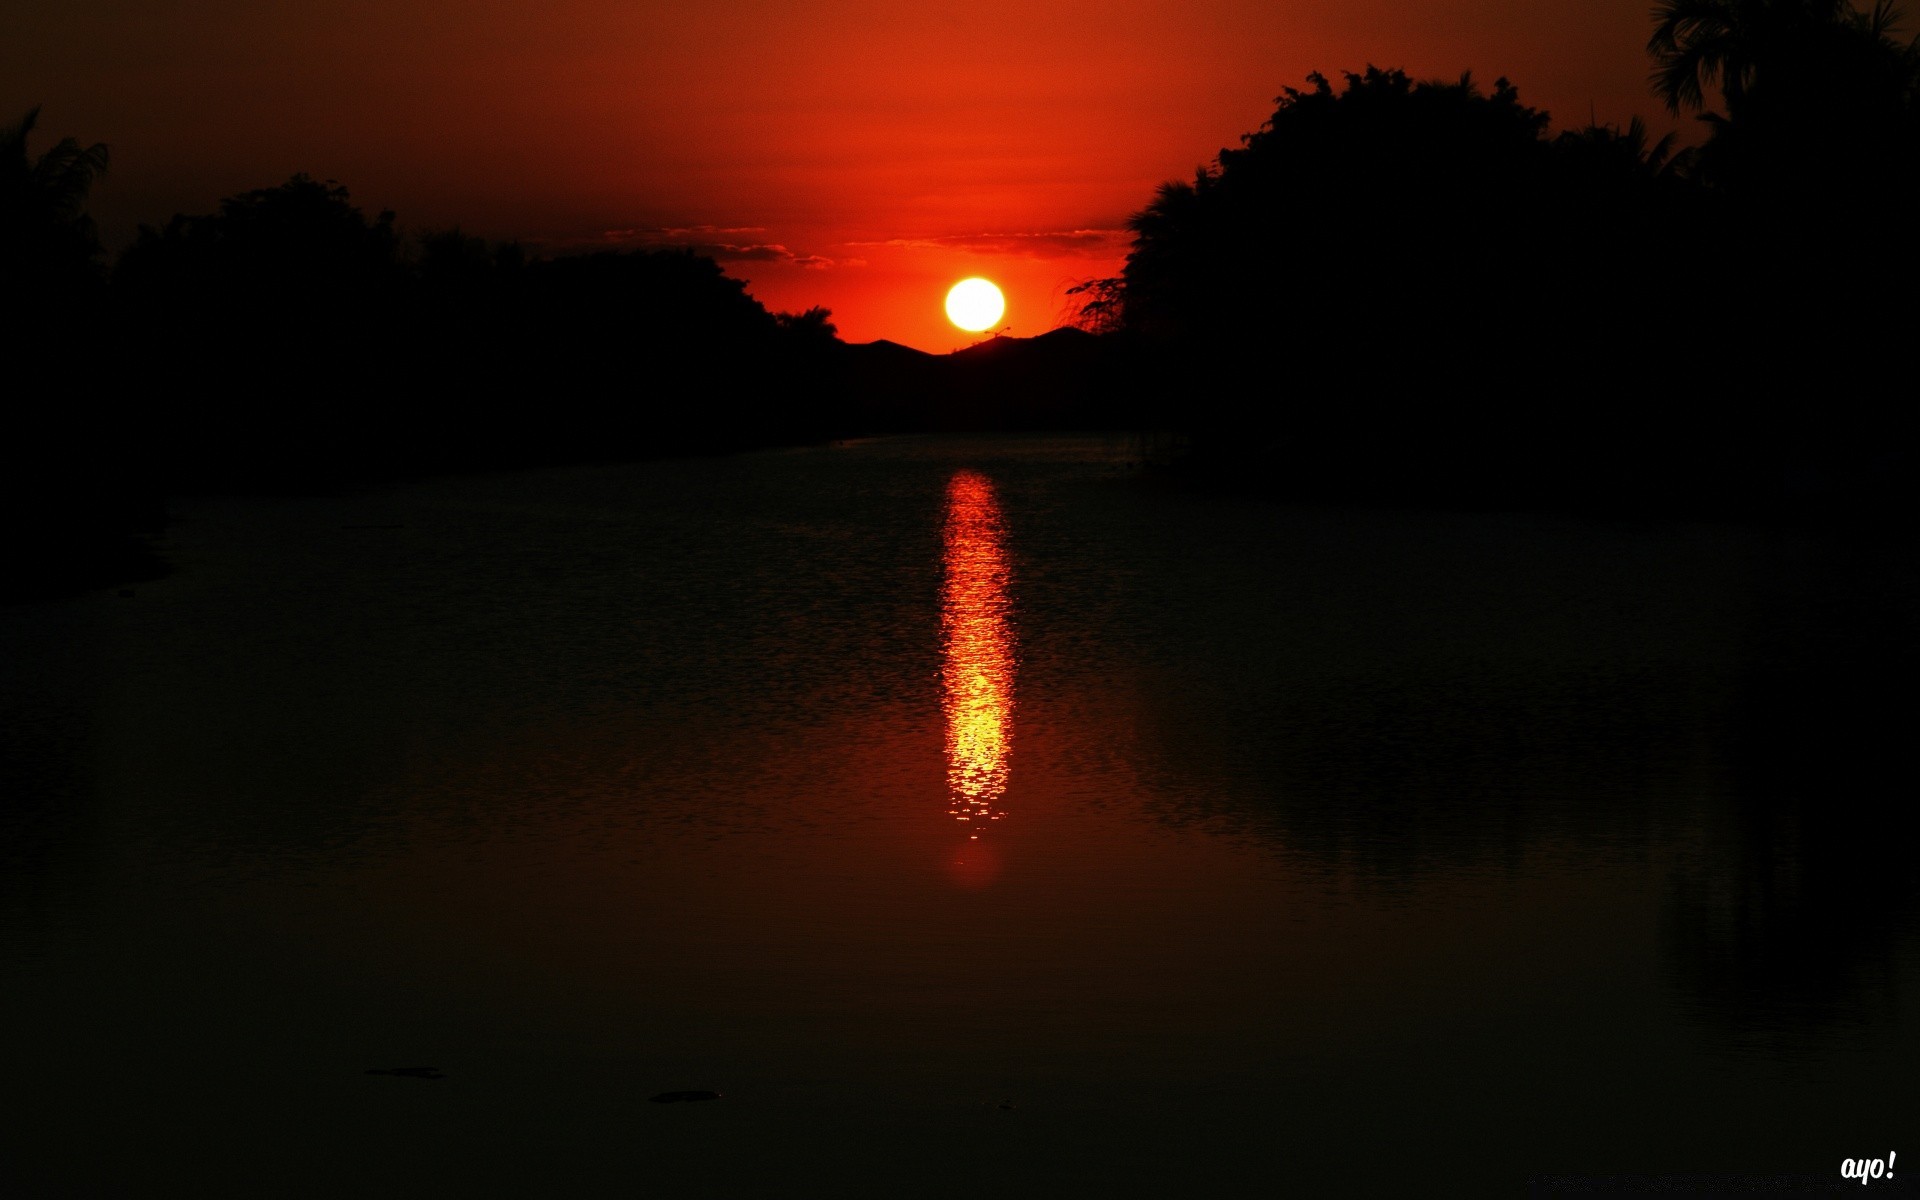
left=11, top=0, right=1680, bottom=349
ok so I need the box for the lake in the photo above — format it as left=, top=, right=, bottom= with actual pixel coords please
left=3, top=434, right=1915, bottom=1195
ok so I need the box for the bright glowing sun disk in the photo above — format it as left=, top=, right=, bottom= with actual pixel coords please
left=945, top=278, right=1005, bottom=332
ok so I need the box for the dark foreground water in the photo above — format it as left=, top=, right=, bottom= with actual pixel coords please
left=4, top=435, right=1916, bottom=1195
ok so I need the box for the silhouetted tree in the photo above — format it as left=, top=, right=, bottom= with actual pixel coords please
left=1649, top=0, right=1920, bottom=195
left=105, top=173, right=874, bottom=486
left=117, top=173, right=400, bottom=307
left=1097, top=60, right=1905, bottom=511
left=1115, top=65, right=1589, bottom=433
left=1650, top=0, right=1916, bottom=115
left=1642, top=0, right=1918, bottom=496
left=1, top=106, right=109, bottom=308
left=1546, top=116, right=1700, bottom=306
left=1551, top=115, right=1683, bottom=181
left=106, top=175, right=411, bottom=485
left=1063, top=276, right=1125, bottom=335
left=409, top=227, right=517, bottom=303
left=774, top=305, right=838, bottom=342
left=0, top=112, right=167, bottom=600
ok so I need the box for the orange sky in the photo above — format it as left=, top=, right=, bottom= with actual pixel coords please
left=11, top=0, right=1675, bottom=350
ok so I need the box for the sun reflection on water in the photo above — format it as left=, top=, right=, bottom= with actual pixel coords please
left=941, top=470, right=1015, bottom=843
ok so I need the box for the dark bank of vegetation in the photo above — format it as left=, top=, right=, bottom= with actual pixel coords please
left=5, top=0, right=1919, bottom=597
left=1080, top=0, right=1920, bottom=514
left=3, top=161, right=860, bottom=598
left=109, top=181, right=855, bottom=485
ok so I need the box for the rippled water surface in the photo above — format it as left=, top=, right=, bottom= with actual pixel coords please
left=4, top=435, right=1916, bottom=1194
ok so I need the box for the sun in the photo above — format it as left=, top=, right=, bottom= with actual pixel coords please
left=944, top=278, right=1006, bottom=333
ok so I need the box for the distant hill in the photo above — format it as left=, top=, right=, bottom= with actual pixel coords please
left=840, top=328, right=1129, bottom=432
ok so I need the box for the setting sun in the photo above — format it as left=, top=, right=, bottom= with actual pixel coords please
left=944, top=278, right=1006, bottom=333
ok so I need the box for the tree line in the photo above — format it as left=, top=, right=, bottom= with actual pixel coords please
left=1076, top=0, right=1919, bottom=513
left=11, top=166, right=848, bottom=478
left=3, top=159, right=856, bottom=597
left=7, top=0, right=1916, bottom=595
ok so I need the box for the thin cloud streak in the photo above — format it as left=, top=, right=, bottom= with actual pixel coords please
left=849, top=229, right=1132, bottom=258
left=530, top=225, right=851, bottom=269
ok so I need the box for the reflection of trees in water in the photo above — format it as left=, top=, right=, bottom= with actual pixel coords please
left=1661, top=544, right=1920, bottom=1044
left=1117, top=508, right=1730, bottom=879
left=1133, top=653, right=1699, bottom=881
left=1121, top=513, right=1919, bottom=1037
left=0, top=676, right=100, bottom=964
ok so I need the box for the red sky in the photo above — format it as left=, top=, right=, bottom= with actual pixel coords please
left=11, top=0, right=1677, bottom=351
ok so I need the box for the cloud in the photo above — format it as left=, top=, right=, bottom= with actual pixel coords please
left=582, top=226, right=852, bottom=269
left=846, top=229, right=1132, bottom=258
left=657, top=225, right=767, bottom=237
left=689, top=243, right=851, bottom=270
left=683, top=242, right=791, bottom=262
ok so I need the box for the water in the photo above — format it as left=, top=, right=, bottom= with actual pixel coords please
left=4, top=435, right=1915, bottom=1194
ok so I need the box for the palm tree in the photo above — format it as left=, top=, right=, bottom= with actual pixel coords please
left=1, top=106, right=111, bottom=293
left=1652, top=0, right=1822, bottom=114
left=1649, top=0, right=1917, bottom=115
left=1648, top=0, right=1919, bottom=198
left=1555, top=115, right=1684, bottom=178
